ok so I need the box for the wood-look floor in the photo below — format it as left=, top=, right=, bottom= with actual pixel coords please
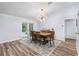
left=0, top=40, right=39, bottom=56
left=50, top=39, right=77, bottom=56
left=0, top=39, right=77, bottom=56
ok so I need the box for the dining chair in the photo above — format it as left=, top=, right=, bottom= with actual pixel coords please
left=50, top=30, right=55, bottom=46
left=31, top=31, right=37, bottom=42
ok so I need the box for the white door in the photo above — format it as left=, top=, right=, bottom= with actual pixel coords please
left=65, top=19, right=77, bottom=40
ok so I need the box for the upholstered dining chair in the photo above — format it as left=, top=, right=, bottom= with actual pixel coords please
left=31, top=31, right=40, bottom=43
left=30, top=31, right=37, bottom=42
left=45, top=30, right=55, bottom=47
left=51, top=30, right=55, bottom=46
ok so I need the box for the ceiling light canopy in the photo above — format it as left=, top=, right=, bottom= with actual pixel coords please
left=48, top=2, right=53, bottom=5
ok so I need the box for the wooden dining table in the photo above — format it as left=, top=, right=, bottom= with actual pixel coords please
left=39, top=32, right=51, bottom=36
left=39, top=32, right=52, bottom=46
left=31, top=31, right=52, bottom=46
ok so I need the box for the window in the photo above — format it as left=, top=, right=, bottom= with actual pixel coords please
left=22, top=23, right=28, bottom=34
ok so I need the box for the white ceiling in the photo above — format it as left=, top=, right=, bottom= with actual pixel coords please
left=0, top=2, right=79, bottom=20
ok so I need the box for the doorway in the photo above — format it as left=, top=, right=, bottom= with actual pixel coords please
left=22, top=23, right=33, bottom=38
left=65, top=19, right=77, bottom=40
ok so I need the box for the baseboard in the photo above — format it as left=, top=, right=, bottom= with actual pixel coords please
left=0, top=38, right=20, bottom=44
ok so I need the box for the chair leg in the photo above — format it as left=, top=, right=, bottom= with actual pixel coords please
left=38, top=40, right=41, bottom=46
left=49, top=40, right=52, bottom=47
left=52, top=40, right=55, bottom=46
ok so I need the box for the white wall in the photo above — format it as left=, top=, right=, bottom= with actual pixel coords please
left=0, top=14, right=36, bottom=43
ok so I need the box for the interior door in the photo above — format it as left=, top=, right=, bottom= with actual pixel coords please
left=65, top=19, right=77, bottom=40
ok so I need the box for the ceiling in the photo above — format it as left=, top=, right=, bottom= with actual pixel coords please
left=0, top=2, right=79, bottom=20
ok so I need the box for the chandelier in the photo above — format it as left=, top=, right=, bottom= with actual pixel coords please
left=39, top=8, right=46, bottom=22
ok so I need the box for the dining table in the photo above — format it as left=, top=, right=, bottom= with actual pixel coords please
left=31, top=31, right=52, bottom=46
